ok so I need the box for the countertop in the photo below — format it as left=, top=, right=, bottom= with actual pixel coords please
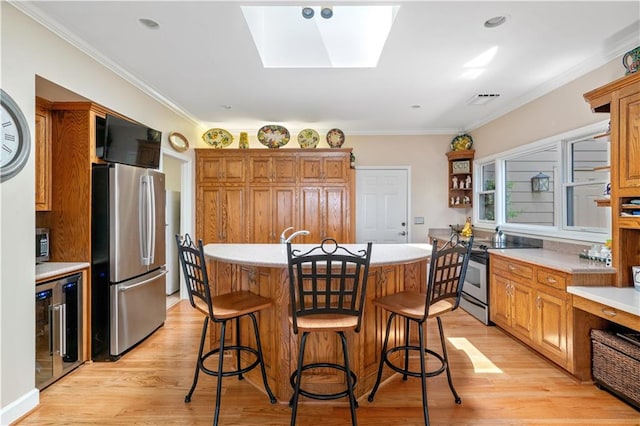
left=36, top=262, right=90, bottom=282
left=203, top=243, right=433, bottom=268
left=567, top=286, right=640, bottom=317
left=489, top=248, right=615, bottom=274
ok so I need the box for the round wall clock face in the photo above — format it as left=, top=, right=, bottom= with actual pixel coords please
left=168, top=131, right=189, bottom=152
left=1, top=89, right=31, bottom=182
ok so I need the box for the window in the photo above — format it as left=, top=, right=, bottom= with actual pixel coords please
left=474, top=121, right=610, bottom=241
left=478, top=163, right=495, bottom=221
left=564, top=135, right=610, bottom=231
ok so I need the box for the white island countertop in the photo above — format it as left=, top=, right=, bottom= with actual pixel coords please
left=203, top=243, right=433, bottom=268
left=567, top=286, right=640, bottom=317
left=36, top=262, right=90, bottom=282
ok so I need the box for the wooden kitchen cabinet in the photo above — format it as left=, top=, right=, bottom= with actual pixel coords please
left=197, top=154, right=246, bottom=184
left=248, top=186, right=296, bottom=243
left=299, top=186, right=350, bottom=243
left=490, top=252, right=615, bottom=379
left=35, top=97, right=52, bottom=211
left=196, top=149, right=354, bottom=245
left=249, top=154, right=296, bottom=184
left=197, top=186, right=247, bottom=243
left=584, top=71, right=640, bottom=286
left=445, top=149, right=474, bottom=208
left=299, top=152, right=350, bottom=183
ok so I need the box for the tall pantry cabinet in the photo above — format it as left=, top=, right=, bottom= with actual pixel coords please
left=195, top=148, right=354, bottom=244
left=584, top=71, right=640, bottom=286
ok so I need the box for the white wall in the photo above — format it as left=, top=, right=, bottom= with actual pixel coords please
left=0, top=4, right=199, bottom=423
left=347, top=135, right=466, bottom=242
left=471, top=58, right=624, bottom=158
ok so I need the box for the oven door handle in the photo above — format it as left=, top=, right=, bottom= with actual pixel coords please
left=461, top=293, right=485, bottom=308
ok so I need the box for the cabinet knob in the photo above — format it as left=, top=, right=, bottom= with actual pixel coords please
left=546, top=276, right=557, bottom=283
left=601, top=308, right=617, bottom=317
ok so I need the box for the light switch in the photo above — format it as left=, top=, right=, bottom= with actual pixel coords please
left=414, top=217, right=424, bottom=225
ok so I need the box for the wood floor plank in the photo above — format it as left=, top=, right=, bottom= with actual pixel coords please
left=15, top=301, right=639, bottom=425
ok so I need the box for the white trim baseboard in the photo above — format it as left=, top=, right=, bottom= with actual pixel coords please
left=0, top=388, right=39, bottom=426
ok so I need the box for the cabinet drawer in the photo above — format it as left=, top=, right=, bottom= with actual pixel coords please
left=572, top=295, right=640, bottom=331
left=492, top=257, right=533, bottom=280
left=536, top=269, right=567, bottom=290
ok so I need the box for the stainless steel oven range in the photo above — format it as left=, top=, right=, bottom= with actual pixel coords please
left=459, top=236, right=542, bottom=325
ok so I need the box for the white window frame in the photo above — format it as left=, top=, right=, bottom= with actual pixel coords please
left=473, top=120, right=610, bottom=243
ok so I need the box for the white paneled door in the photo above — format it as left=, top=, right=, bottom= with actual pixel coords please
left=356, top=168, right=409, bottom=243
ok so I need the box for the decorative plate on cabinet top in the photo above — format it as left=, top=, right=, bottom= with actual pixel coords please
left=202, top=128, right=233, bottom=148
left=257, top=125, right=290, bottom=148
left=297, top=128, right=319, bottom=148
left=450, top=134, right=473, bottom=151
left=326, top=128, right=345, bottom=148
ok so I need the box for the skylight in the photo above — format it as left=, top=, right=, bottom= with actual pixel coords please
left=241, top=5, right=399, bottom=68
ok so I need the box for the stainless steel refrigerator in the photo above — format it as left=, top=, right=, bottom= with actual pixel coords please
left=91, top=163, right=167, bottom=360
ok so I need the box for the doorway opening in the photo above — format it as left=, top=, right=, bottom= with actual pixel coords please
left=161, top=149, right=193, bottom=309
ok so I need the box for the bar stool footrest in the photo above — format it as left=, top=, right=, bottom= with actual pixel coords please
left=384, top=345, right=447, bottom=378
left=289, top=362, right=358, bottom=401
left=200, top=345, right=261, bottom=378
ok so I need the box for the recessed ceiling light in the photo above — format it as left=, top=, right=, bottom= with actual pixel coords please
left=410, top=105, right=421, bottom=109
left=484, top=16, right=506, bottom=28
left=302, top=7, right=314, bottom=19
left=221, top=105, right=232, bottom=110
left=321, top=6, right=333, bottom=19
left=138, top=18, right=160, bottom=29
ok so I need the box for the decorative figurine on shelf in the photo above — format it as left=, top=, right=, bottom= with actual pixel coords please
left=461, top=217, right=473, bottom=237
left=452, top=176, right=458, bottom=189
left=455, top=196, right=460, bottom=205
left=466, top=175, right=472, bottom=189
left=450, top=197, right=455, bottom=205
left=463, top=195, right=470, bottom=205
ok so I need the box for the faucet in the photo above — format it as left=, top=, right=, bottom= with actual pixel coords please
left=280, top=227, right=310, bottom=243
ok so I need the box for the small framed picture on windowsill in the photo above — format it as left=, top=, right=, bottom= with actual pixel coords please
left=452, top=160, right=470, bottom=174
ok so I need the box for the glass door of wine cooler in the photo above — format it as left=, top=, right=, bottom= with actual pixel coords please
left=35, top=273, right=83, bottom=389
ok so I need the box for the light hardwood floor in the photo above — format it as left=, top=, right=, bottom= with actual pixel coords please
left=16, top=301, right=639, bottom=425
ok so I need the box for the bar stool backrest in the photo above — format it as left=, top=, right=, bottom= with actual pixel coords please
left=423, top=236, right=473, bottom=322
left=286, top=238, right=373, bottom=334
left=175, top=234, right=215, bottom=320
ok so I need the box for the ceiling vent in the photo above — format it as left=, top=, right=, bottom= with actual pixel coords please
left=467, top=93, right=501, bottom=106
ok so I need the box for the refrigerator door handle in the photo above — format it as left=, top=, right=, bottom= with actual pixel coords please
left=140, top=175, right=154, bottom=266
left=48, top=305, right=54, bottom=355
left=148, top=175, right=156, bottom=264
left=118, top=268, right=167, bottom=293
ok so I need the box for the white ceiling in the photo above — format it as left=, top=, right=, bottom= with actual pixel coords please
left=16, top=1, right=640, bottom=136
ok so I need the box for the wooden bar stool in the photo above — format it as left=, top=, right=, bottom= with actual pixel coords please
left=176, top=234, right=276, bottom=426
left=367, top=236, right=473, bottom=426
left=286, top=239, right=373, bottom=426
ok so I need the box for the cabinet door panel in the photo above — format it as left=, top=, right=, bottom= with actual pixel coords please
left=299, top=157, right=322, bottom=182
left=323, top=156, right=348, bottom=182
left=511, top=282, right=533, bottom=340
left=198, top=157, right=223, bottom=182
left=619, top=91, right=640, bottom=188
left=249, top=157, right=272, bottom=183
left=273, top=187, right=296, bottom=241
left=249, top=187, right=272, bottom=243
left=273, top=157, right=296, bottom=183
left=223, top=187, right=246, bottom=242
left=197, top=187, right=223, bottom=244
left=490, top=275, right=510, bottom=327
left=35, top=107, right=52, bottom=211
left=536, top=291, right=567, bottom=362
left=324, top=187, right=349, bottom=242
left=299, top=187, right=322, bottom=242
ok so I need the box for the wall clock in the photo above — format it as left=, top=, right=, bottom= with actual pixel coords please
left=168, top=131, right=189, bottom=152
left=1, top=89, right=31, bottom=182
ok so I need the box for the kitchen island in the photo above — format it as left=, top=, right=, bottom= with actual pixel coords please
left=202, top=243, right=433, bottom=403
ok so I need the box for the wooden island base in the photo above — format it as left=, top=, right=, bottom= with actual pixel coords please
left=203, top=244, right=433, bottom=403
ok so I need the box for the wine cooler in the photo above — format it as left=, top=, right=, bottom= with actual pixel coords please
left=35, top=273, right=83, bottom=389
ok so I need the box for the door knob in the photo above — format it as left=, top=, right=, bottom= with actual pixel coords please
left=401, top=222, right=406, bottom=227
left=399, top=231, right=406, bottom=236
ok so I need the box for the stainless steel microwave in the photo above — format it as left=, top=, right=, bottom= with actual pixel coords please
left=36, top=228, right=50, bottom=263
